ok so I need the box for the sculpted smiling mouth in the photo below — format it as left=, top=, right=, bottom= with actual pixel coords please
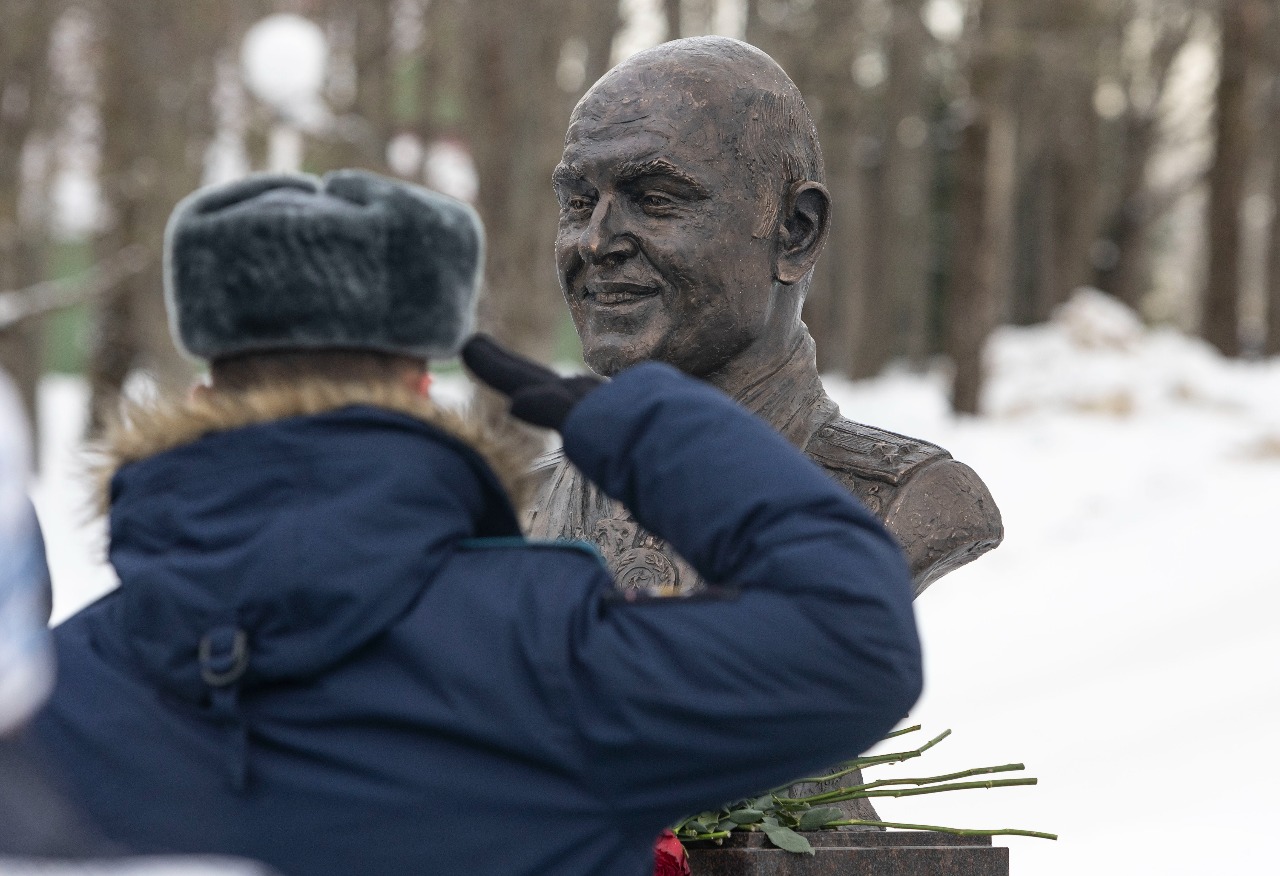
left=584, top=281, right=660, bottom=305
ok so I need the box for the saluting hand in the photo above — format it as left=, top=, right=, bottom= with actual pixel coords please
left=461, top=334, right=603, bottom=432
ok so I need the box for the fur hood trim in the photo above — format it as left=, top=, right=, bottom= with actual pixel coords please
left=97, top=380, right=536, bottom=514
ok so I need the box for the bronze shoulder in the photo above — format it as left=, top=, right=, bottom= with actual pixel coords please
left=805, top=417, right=1003, bottom=597
left=884, top=456, right=1003, bottom=596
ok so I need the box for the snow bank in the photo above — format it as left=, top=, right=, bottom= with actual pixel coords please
left=984, top=288, right=1280, bottom=428
left=824, top=292, right=1280, bottom=874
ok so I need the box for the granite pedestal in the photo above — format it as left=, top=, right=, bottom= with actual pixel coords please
left=686, top=830, right=1008, bottom=876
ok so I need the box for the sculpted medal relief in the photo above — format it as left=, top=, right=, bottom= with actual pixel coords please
left=591, top=516, right=685, bottom=596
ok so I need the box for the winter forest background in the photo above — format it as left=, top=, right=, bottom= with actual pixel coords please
left=8, top=0, right=1280, bottom=425
left=4, top=1, right=1280, bottom=874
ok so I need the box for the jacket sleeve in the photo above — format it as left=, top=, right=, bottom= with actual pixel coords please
left=555, top=362, right=923, bottom=830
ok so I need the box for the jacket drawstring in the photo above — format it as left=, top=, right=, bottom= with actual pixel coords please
left=198, top=626, right=251, bottom=792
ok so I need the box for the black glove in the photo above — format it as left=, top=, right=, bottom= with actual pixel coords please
left=461, top=334, right=603, bottom=431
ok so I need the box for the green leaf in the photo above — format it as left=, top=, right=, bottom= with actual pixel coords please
left=798, top=807, right=845, bottom=830
left=728, top=808, right=765, bottom=825
left=777, top=812, right=802, bottom=829
left=684, top=820, right=710, bottom=835
left=751, top=794, right=775, bottom=811
left=762, top=824, right=814, bottom=855
left=716, top=818, right=737, bottom=832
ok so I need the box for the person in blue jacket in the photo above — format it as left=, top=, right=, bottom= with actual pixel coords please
left=2, top=370, right=272, bottom=874
left=30, top=169, right=921, bottom=876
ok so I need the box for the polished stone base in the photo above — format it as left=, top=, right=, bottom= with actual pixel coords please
left=686, top=830, right=1008, bottom=876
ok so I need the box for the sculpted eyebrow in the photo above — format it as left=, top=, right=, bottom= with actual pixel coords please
left=551, top=164, right=584, bottom=189
left=615, top=159, right=709, bottom=197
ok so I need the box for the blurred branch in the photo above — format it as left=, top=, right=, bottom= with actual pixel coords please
left=0, top=246, right=150, bottom=331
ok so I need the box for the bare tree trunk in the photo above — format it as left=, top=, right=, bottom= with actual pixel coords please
left=1099, top=110, right=1159, bottom=309
left=947, top=119, right=989, bottom=414
left=852, top=141, right=893, bottom=378
left=0, top=0, right=63, bottom=458
left=1095, top=4, right=1194, bottom=311
left=1266, top=123, right=1280, bottom=355
left=1047, top=2, right=1102, bottom=315
left=813, top=2, right=868, bottom=379
left=423, top=0, right=618, bottom=456
left=412, top=0, right=617, bottom=370
left=1202, top=0, right=1265, bottom=357
left=946, top=0, right=1015, bottom=415
left=456, top=0, right=600, bottom=361
left=577, top=0, right=621, bottom=100
left=88, top=0, right=223, bottom=430
left=881, top=0, right=934, bottom=366
left=1000, top=24, right=1043, bottom=327
left=812, top=138, right=870, bottom=378
left=415, top=0, right=465, bottom=147
left=1045, top=92, right=1100, bottom=310
left=681, top=0, right=715, bottom=36
left=749, top=0, right=866, bottom=377
left=1008, top=0, right=1104, bottom=323
left=663, top=0, right=682, bottom=40
left=1264, top=9, right=1280, bottom=356
left=311, top=0, right=396, bottom=174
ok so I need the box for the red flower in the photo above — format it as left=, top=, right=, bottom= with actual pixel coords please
left=654, top=829, right=691, bottom=876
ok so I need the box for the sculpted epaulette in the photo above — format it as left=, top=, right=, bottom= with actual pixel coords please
left=805, top=419, right=950, bottom=485
left=806, top=416, right=1003, bottom=596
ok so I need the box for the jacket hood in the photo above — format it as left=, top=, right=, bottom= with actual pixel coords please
left=95, top=380, right=529, bottom=703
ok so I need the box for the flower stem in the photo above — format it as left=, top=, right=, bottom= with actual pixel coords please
left=779, top=764, right=1028, bottom=806
left=825, top=819, right=1057, bottom=841
left=788, top=729, right=953, bottom=785
left=790, top=777, right=1037, bottom=806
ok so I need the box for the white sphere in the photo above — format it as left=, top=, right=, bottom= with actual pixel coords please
left=425, top=140, right=479, bottom=204
left=922, top=0, right=965, bottom=44
left=241, top=14, right=329, bottom=112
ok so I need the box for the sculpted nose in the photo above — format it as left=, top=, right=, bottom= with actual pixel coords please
left=581, top=199, right=637, bottom=265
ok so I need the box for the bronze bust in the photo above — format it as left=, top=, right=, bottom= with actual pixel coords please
left=528, top=36, right=1002, bottom=599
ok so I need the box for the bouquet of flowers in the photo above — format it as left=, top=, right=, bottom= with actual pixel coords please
left=654, top=723, right=1056, bottom=867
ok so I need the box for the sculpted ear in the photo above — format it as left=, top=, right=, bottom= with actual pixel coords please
left=774, top=181, right=831, bottom=286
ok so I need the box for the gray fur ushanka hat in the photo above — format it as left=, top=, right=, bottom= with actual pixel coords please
left=164, top=169, right=483, bottom=361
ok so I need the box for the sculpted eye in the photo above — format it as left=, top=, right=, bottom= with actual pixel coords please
left=564, top=194, right=595, bottom=214
left=639, top=192, right=675, bottom=213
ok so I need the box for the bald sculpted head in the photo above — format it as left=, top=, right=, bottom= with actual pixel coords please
left=572, top=37, right=825, bottom=235
left=553, top=37, right=831, bottom=387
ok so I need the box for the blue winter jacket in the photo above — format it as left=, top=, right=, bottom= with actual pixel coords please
left=32, top=363, right=921, bottom=876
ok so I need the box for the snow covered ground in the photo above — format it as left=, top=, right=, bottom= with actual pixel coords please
left=31, top=291, right=1280, bottom=874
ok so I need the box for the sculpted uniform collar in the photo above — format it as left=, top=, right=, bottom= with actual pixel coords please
left=732, top=332, right=839, bottom=450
